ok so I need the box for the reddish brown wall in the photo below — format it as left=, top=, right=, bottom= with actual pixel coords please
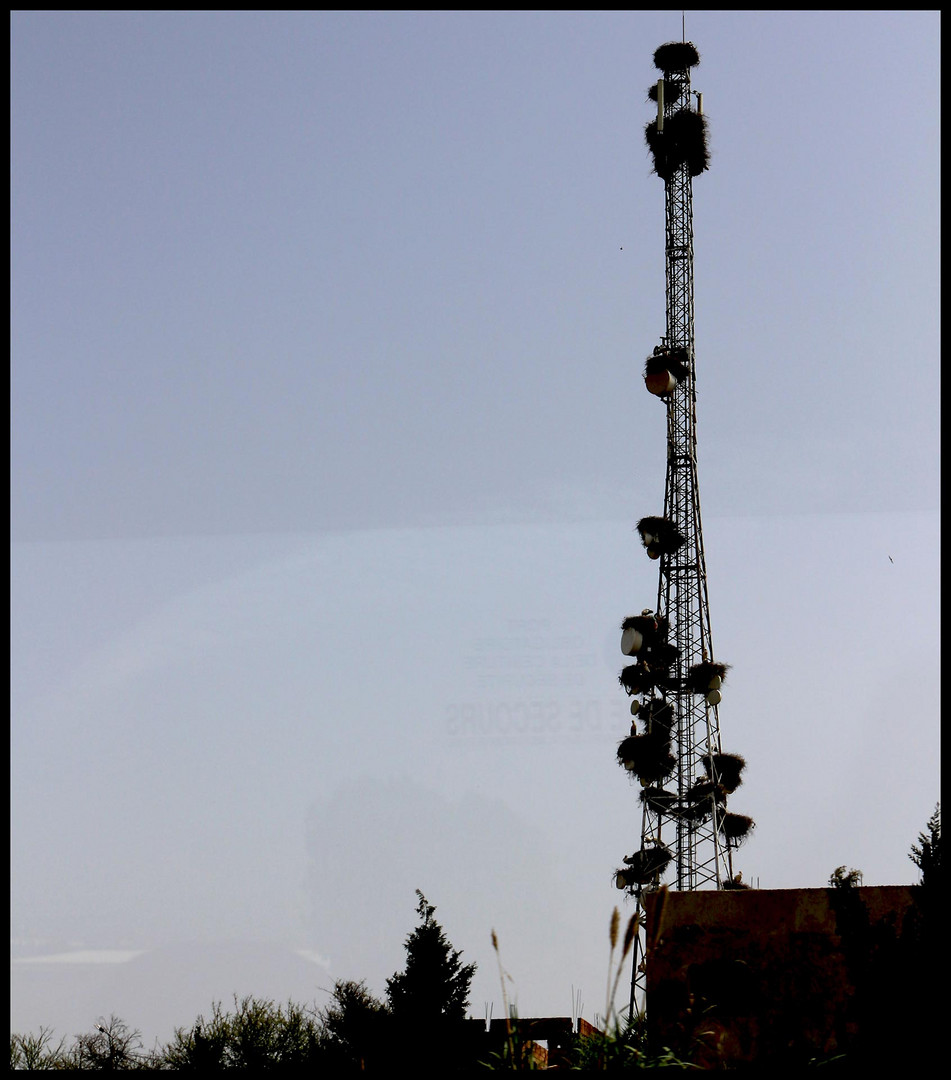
left=644, top=886, right=920, bottom=1068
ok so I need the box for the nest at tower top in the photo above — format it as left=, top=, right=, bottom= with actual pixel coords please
left=653, top=41, right=700, bottom=72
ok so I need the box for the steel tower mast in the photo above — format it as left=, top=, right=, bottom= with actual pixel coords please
left=612, top=41, right=753, bottom=1020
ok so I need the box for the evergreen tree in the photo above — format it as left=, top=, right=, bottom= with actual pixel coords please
left=909, top=803, right=941, bottom=887
left=386, top=890, right=476, bottom=1026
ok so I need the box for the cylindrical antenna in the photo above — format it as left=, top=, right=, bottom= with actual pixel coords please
left=696, top=91, right=703, bottom=115
left=656, top=79, right=664, bottom=132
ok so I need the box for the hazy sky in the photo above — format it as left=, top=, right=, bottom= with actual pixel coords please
left=11, top=10, right=939, bottom=1049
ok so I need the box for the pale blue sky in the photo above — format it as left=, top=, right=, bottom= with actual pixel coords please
left=11, top=10, right=939, bottom=1048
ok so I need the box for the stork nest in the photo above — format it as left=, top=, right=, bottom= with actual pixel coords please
left=653, top=41, right=701, bottom=72
left=620, top=613, right=662, bottom=637
left=647, top=77, right=685, bottom=104
left=644, top=349, right=690, bottom=382
left=616, top=734, right=676, bottom=783
left=619, top=662, right=671, bottom=696
left=686, top=778, right=728, bottom=806
left=636, top=516, right=686, bottom=555
left=642, top=641, right=680, bottom=670
left=618, top=843, right=674, bottom=886
left=700, top=752, right=746, bottom=793
left=679, top=800, right=712, bottom=824
left=639, top=786, right=679, bottom=815
left=685, top=660, right=731, bottom=693
left=719, top=812, right=756, bottom=845
left=645, top=110, right=710, bottom=179
left=721, top=874, right=751, bottom=891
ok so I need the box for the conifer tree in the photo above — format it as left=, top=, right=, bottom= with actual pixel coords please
left=909, top=803, right=941, bottom=887
left=385, top=890, right=476, bottom=1026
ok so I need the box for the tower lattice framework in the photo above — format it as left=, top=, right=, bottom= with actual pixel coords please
left=655, top=52, right=729, bottom=896
left=614, top=41, right=752, bottom=1020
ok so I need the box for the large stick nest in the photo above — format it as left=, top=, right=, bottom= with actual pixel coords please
left=645, top=110, right=710, bottom=179
left=686, top=778, right=727, bottom=806
left=618, top=664, right=647, bottom=696
left=701, top=752, right=746, bottom=793
left=642, top=641, right=679, bottom=670
left=639, top=786, right=679, bottom=814
left=679, top=800, right=712, bottom=824
left=647, top=77, right=685, bottom=104
left=616, top=734, right=676, bottom=783
left=618, top=843, right=674, bottom=886
left=719, top=812, right=756, bottom=845
left=619, top=662, right=672, bottom=696
left=644, top=348, right=690, bottom=382
left=721, top=874, right=751, bottom=891
left=636, top=516, right=686, bottom=555
left=685, top=660, right=731, bottom=694
left=620, top=613, right=664, bottom=637
left=653, top=41, right=701, bottom=72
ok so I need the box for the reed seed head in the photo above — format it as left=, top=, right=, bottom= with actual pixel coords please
left=609, top=907, right=620, bottom=950
left=621, top=913, right=639, bottom=961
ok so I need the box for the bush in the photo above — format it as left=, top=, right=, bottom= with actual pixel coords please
left=160, top=995, right=324, bottom=1070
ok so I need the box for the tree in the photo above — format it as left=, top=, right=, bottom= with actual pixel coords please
left=70, top=1016, right=146, bottom=1070
left=160, top=995, right=324, bottom=1070
left=317, top=979, right=389, bottom=1071
left=9, top=1026, right=69, bottom=1070
left=385, top=890, right=476, bottom=1068
left=828, top=865, right=862, bottom=888
left=386, top=890, right=476, bottom=1025
left=909, top=803, right=940, bottom=887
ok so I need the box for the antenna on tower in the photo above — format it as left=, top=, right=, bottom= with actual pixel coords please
left=614, top=39, right=754, bottom=1023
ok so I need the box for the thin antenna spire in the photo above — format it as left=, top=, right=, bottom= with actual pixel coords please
left=682, top=11, right=685, bottom=42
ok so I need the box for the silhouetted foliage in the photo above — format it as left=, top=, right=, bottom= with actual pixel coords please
left=828, top=865, right=863, bottom=889
left=909, top=803, right=940, bottom=888
left=386, top=890, right=475, bottom=1025
left=317, top=979, right=389, bottom=1072
left=385, top=890, right=476, bottom=1069
left=895, top=803, right=941, bottom=1067
left=160, top=995, right=324, bottom=1070
left=9, top=1026, right=69, bottom=1070
left=70, top=1016, right=147, bottom=1070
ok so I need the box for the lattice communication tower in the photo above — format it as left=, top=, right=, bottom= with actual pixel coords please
left=612, top=41, right=754, bottom=1018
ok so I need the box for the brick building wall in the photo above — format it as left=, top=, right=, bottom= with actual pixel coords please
left=644, top=886, right=927, bottom=1068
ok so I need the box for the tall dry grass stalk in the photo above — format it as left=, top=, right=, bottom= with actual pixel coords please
left=604, top=908, right=640, bottom=1033
left=490, top=929, right=515, bottom=1061
left=604, top=907, right=621, bottom=1027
